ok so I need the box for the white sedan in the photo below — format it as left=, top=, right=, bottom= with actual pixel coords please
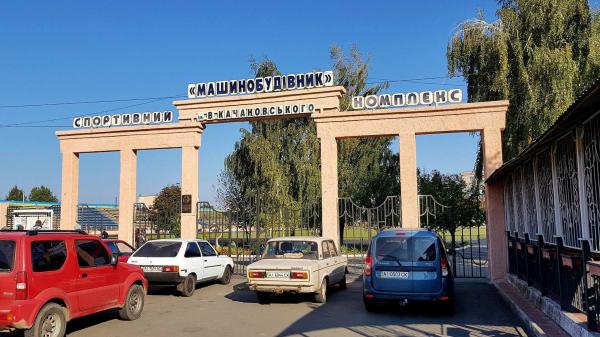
left=246, top=236, right=348, bottom=303
left=128, top=239, right=234, bottom=296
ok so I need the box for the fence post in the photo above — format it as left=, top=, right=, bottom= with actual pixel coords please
left=538, top=234, right=546, bottom=296
left=525, top=233, right=531, bottom=286
left=556, top=236, right=568, bottom=310
left=582, top=239, right=597, bottom=331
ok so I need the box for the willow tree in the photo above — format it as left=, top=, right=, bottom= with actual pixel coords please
left=221, top=46, right=398, bottom=210
left=448, top=0, right=599, bottom=182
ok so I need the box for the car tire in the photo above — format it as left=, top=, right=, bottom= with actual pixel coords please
left=363, top=298, right=377, bottom=312
left=339, top=273, right=347, bottom=290
left=178, top=274, right=196, bottom=297
left=25, top=303, right=67, bottom=337
left=220, top=266, right=232, bottom=285
left=118, top=284, right=145, bottom=321
left=314, top=279, right=327, bottom=303
left=440, top=299, right=455, bottom=315
left=256, top=291, right=270, bottom=304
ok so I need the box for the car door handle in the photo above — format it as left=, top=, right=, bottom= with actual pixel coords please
left=80, top=273, right=88, bottom=278
left=204, top=259, right=208, bottom=262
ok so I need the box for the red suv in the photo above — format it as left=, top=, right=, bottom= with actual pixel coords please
left=0, top=230, right=148, bottom=337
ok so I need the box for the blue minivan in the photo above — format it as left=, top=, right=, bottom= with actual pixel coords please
left=362, top=229, right=454, bottom=312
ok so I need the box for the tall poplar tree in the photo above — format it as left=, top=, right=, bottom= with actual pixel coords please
left=221, top=46, right=399, bottom=209
left=447, top=0, right=599, bottom=182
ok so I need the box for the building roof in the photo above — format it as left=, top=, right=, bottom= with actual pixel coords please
left=487, top=77, right=600, bottom=183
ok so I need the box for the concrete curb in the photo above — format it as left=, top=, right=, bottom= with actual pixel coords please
left=495, top=281, right=549, bottom=337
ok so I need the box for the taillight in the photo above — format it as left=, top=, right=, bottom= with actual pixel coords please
left=291, top=271, right=309, bottom=280
left=16, top=271, right=27, bottom=300
left=162, top=265, right=179, bottom=273
left=248, top=271, right=266, bottom=278
left=441, top=256, right=449, bottom=277
left=364, top=256, right=372, bottom=276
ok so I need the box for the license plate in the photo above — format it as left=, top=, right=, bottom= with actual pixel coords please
left=266, top=271, right=290, bottom=279
left=141, top=266, right=162, bottom=272
left=379, top=271, right=409, bottom=279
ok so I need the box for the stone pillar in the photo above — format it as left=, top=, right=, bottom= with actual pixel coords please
left=60, top=151, right=79, bottom=230
left=482, top=128, right=507, bottom=281
left=320, top=136, right=339, bottom=246
left=399, top=133, right=419, bottom=228
left=0, top=203, right=8, bottom=228
left=181, top=146, right=199, bottom=240
left=118, top=148, right=137, bottom=243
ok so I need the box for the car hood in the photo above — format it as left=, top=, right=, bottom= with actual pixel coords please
left=248, top=258, right=318, bottom=270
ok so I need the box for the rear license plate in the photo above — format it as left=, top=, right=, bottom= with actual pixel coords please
left=266, top=271, right=290, bottom=279
left=141, top=266, right=162, bottom=272
left=379, top=271, right=409, bottom=279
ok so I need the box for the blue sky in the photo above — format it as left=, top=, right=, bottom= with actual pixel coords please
left=0, top=1, right=500, bottom=204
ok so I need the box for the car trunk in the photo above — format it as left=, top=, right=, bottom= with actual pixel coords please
left=372, top=234, right=441, bottom=293
left=0, top=240, right=18, bottom=309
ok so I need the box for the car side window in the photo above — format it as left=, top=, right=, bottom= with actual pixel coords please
left=31, top=240, right=67, bottom=272
left=322, top=242, right=331, bottom=259
left=198, top=242, right=217, bottom=256
left=116, top=242, right=134, bottom=254
left=76, top=239, right=110, bottom=268
left=185, top=242, right=201, bottom=258
left=327, top=241, right=338, bottom=257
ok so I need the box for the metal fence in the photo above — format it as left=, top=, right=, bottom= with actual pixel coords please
left=502, top=110, right=600, bottom=331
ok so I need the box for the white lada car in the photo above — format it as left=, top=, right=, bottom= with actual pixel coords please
left=246, top=237, right=348, bottom=303
left=128, top=239, right=234, bottom=297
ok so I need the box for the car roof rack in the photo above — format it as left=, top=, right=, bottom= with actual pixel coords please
left=0, top=229, right=88, bottom=236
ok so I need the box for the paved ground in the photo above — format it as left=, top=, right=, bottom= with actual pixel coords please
left=6, top=276, right=527, bottom=337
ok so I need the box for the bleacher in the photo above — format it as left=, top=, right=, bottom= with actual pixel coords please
left=77, top=206, right=119, bottom=231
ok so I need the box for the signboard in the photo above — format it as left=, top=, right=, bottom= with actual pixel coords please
left=195, top=103, right=315, bottom=123
left=73, top=111, right=173, bottom=129
left=187, top=71, right=334, bottom=99
left=351, top=89, right=463, bottom=110
left=181, top=194, right=192, bottom=214
left=12, top=209, right=53, bottom=230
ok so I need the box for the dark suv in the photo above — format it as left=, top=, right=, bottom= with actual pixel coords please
left=362, top=229, right=454, bottom=312
left=0, top=230, right=147, bottom=337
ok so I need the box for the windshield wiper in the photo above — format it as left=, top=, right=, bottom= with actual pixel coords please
left=378, top=254, right=402, bottom=265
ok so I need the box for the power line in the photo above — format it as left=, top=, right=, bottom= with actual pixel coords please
left=0, top=95, right=185, bottom=109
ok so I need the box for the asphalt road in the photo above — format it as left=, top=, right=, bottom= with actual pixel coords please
left=6, top=276, right=527, bottom=337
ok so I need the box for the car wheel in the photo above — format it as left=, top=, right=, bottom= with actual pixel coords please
left=314, top=279, right=327, bottom=303
left=440, top=298, right=455, bottom=315
left=25, top=303, right=67, bottom=337
left=256, top=291, right=270, bottom=304
left=118, top=284, right=145, bottom=321
left=178, top=274, right=196, bottom=297
left=363, top=297, right=377, bottom=312
left=220, top=266, right=232, bottom=285
left=339, top=273, right=347, bottom=290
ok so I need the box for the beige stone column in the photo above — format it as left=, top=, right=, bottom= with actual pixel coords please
left=482, top=128, right=507, bottom=281
left=180, top=146, right=199, bottom=240
left=399, top=133, right=419, bottom=228
left=60, top=151, right=79, bottom=230
left=0, top=203, right=8, bottom=228
left=320, top=136, right=339, bottom=246
left=118, top=148, right=137, bottom=242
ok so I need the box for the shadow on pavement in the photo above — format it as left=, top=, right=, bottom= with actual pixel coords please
left=226, top=276, right=526, bottom=337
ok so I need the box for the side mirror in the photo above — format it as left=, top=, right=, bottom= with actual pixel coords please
left=110, top=254, right=119, bottom=266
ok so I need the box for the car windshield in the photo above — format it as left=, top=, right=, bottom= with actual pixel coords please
left=0, top=240, right=15, bottom=271
left=133, top=241, right=182, bottom=257
left=263, top=240, right=318, bottom=260
left=375, top=235, right=437, bottom=262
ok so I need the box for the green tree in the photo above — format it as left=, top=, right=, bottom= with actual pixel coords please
left=222, top=46, right=398, bottom=210
left=447, top=0, right=599, bottom=182
left=5, top=186, right=24, bottom=201
left=152, top=184, right=181, bottom=236
left=28, top=186, right=58, bottom=202
left=417, top=170, right=485, bottom=240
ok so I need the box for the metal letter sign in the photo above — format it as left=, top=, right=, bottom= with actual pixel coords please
left=181, top=194, right=192, bottom=214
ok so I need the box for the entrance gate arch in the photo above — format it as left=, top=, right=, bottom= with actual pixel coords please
left=57, top=82, right=507, bottom=281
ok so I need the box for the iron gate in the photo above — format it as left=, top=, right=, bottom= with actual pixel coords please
left=133, top=202, right=181, bottom=248
left=197, top=198, right=321, bottom=275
